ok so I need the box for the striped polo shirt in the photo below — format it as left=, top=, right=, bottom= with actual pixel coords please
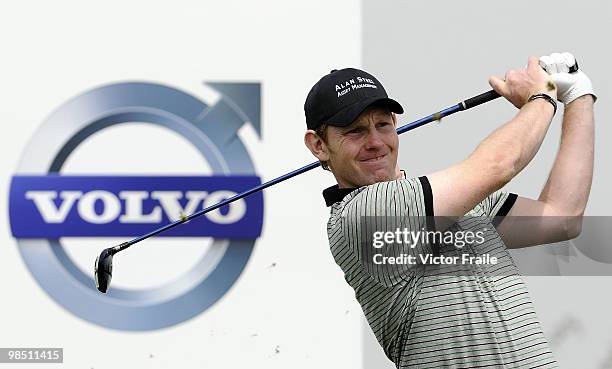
left=323, top=176, right=558, bottom=369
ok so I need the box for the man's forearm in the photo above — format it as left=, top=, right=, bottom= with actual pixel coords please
left=538, top=95, right=595, bottom=215
left=471, top=98, right=556, bottom=184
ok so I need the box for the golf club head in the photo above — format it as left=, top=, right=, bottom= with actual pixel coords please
left=94, top=248, right=114, bottom=293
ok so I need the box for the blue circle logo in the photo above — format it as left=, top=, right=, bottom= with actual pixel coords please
left=9, top=82, right=263, bottom=330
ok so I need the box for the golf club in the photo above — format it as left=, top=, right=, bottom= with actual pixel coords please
left=94, top=89, right=502, bottom=293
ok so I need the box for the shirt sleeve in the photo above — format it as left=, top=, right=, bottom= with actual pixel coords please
left=339, top=177, right=435, bottom=287
left=477, top=190, right=518, bottom=227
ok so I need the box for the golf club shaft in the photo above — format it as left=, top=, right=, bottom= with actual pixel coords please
left=113, top=89, right=502, bottom=254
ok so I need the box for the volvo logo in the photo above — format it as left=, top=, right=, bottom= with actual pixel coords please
left=9, top=81, right=263, bottom=330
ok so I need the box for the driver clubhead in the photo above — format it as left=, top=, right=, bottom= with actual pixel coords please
left=94, top=248, right=114, bottom=293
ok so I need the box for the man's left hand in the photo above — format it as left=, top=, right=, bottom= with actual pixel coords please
left=539, top=52, right=596, bottom=105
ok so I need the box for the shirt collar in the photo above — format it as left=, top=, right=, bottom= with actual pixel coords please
left=322, top=185, right=358, bottom=207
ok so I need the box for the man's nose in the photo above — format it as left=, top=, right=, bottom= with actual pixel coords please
left=364, top=128, right=384, bottom=149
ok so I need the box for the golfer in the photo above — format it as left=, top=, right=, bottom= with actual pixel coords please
left=303, top=53, right=595, bottom=368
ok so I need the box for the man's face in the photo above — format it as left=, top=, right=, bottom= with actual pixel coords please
left=325, top=106, right=400, bottom=188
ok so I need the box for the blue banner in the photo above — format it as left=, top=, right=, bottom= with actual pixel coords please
left=9, top=175, right=263, bottom=238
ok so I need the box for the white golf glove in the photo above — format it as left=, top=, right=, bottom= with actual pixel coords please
left=539, top=52, right=596, bottom=105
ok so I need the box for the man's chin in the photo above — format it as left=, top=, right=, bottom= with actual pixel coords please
left=355, top=169, right=397, bottom=186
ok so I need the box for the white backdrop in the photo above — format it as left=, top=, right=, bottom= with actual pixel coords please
left=0, top=1, right=365, bottom=368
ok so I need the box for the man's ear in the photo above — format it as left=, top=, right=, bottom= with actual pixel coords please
left=304, top=130, right=330, bottom=162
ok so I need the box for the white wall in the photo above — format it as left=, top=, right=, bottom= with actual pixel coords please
left=0, top=1, right=364, bottom=368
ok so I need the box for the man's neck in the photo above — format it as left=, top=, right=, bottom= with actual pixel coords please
left=334, top=168, right=405, bottom=189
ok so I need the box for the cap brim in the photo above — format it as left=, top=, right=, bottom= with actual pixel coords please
left=326, top=97, right=404, bottom=127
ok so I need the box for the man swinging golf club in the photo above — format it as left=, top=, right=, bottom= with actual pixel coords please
left=303, top=53, right=595, bottom=368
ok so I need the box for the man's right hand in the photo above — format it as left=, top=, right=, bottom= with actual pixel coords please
left=488, top=57, right=557, bottom=109
left=428, top=56, right=560, bottom=224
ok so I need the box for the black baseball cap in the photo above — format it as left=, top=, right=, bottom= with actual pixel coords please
left=304, top=68, right=403, bottom=130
